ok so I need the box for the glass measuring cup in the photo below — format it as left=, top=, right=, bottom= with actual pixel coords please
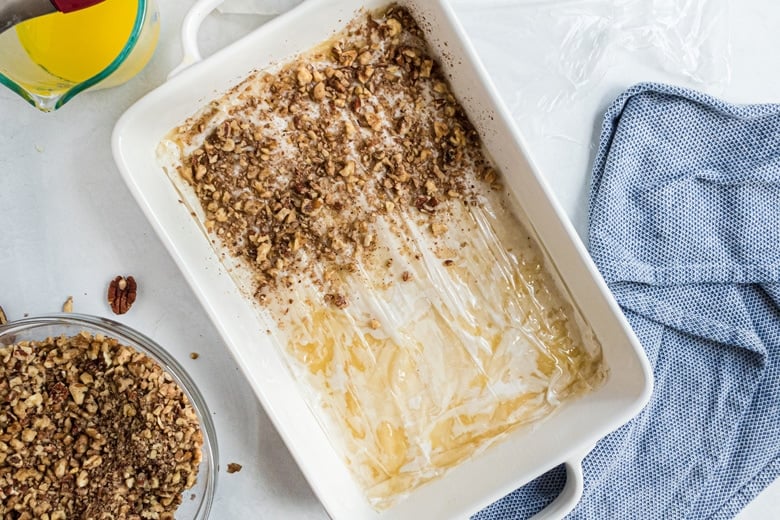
left=0, top=0, right=159, bottom=111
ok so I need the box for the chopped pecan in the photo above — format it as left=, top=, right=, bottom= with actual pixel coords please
left=48, top=382, right=69, bottom=404
left=325, top=293, right=348, bottom=309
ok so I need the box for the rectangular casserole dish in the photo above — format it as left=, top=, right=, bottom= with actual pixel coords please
left=112, top=1, right=653, bottom=518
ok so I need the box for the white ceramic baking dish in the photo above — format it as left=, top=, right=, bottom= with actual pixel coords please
left=112, top=1, right=653, bottom=518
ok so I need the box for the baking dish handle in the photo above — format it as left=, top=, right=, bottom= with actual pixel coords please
left=528, top=453, right=587, bottom=520
left=168, top=0, right=227, bottom=80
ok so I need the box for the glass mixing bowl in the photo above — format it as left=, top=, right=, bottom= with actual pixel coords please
left=0, top=313, right=217, bottom=519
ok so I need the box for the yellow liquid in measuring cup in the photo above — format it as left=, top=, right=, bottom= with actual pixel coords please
left=15, top=0, right=137, bottom=83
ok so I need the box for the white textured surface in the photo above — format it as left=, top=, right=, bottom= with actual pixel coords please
left=0, top=1, right=777, bottom=518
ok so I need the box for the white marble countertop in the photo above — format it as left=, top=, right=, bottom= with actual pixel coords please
left=0, top=0, right=777, bottom=518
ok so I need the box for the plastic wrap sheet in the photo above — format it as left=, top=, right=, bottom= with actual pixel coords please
left=450, top=0, right=731, bottom=114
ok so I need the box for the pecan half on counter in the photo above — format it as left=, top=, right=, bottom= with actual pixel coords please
left=107, top=275, right=137, bottom=315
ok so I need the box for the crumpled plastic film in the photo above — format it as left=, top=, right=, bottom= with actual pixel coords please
left=450, top=0, right=731, bottom=113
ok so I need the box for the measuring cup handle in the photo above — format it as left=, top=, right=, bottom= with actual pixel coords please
left=168, top=0, right=227, bottom=80
left=51, top=0, right=107, bottom=13
left=528, top=450, right=589, bottom=520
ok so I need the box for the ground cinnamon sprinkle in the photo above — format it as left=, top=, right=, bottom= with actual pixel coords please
left=172, top=4, right=497, bottom=307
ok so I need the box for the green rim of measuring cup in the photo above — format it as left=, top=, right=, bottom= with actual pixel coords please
left=0, top=0, right=148, bottom=111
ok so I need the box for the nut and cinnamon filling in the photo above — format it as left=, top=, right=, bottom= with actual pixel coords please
left=171, top=6, right=494, bottom=303
left=0, top=333, right=202, bottom=519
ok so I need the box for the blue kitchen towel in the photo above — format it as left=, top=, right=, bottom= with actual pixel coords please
left=474, top=83, right=780, bottom=519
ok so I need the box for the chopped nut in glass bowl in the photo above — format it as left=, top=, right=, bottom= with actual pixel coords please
left=0, top=314, right=217, bottom=520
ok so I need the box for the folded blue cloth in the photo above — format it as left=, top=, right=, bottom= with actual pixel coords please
left=474, top=83, right=780, bottom=519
